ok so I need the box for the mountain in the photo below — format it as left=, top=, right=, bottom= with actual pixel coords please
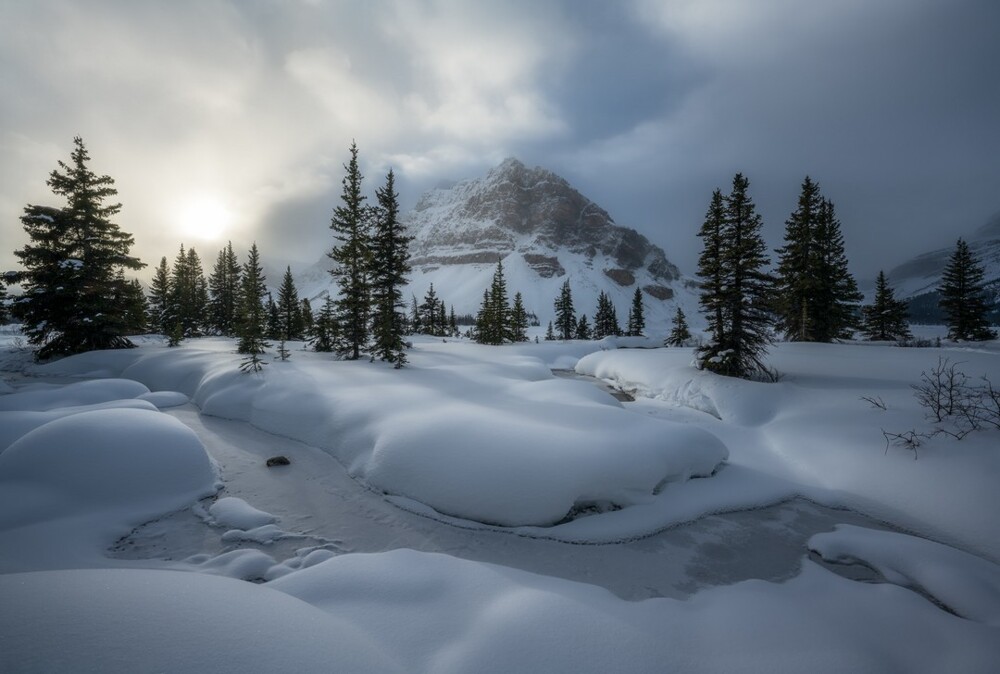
left=298, top=158, right=696, bottom=334
left=883, top=211, right=1000, bottom=323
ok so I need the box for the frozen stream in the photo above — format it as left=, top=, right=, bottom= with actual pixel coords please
left=112, top=396, right=893, bottom=600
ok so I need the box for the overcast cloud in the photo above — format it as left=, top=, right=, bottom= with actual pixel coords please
left=2, top=0, right=998, bottom=281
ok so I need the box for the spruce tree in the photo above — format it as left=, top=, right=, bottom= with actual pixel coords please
left=300, top=298, right=314, bottom=337
left=328, top=141, right=371, bottom=360
left=167, top=245, right=208, bottom=337
left=553, top=279, right=576, bottom=340
left=266, top=293, right=281, bottom=341
left=368, top=169, right=411, bottom=366
left=148, top=256, right=171, bottom=334
left=593, top=291, right=620, bottom=339
left=696, top=174, right=774, bottom=378
left=575, top=314, right=591, bottom=340
left=208, top=241, right=241, bottom=336
left=116, top=273, right=148, bottom=334
left=12, top=137, right=144, bottom=358
left=627, top=287, right=645, bottom=336
left=420, top=284, right=441, bottom=336
left=476, top=259, right=511, bottom=344
left=775, top=176, right=821, bottom=341
left=448, top=305, right=458, bottom=337
left=938, top=238, right=997, bottom=341
left=811, top=199, right=862, bottom=341
left=545, top=321, right=555, bottom=341
left=861, top=271, right=911, bottom=341
left=696, top=189, right=727, bottom=347
left=510, top=292, right=529, bottom=342
left=277, top=266, right=304, bottom=341
left=311, top=296, right=337, bottom=352
left=666, top=307, right=692, bottom=347
left=237, top=243, right=269, bottom=358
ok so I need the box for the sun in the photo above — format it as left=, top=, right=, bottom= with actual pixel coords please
left=176, top=195, right=235, bottom=242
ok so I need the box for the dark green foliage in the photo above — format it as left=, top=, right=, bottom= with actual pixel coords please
left=208, top=241, right=241, bottom=336
left=167, top=245, right=209, bottom=337
left=369, top=169, right=411, bottom=366
left=627, top=287, right=645, bottom=336
left=167, top=322, right=183, bottom=347
left=575, top=313, right=591, bottom=340
left=666, top=307, right=692, bottom=346
left=696, top=174, right=774, bottom=378
left=449, top=305, right=458, bottom=337
left=408, top=295, right=421, bottom=335
left=277, top=339, right=290, bottom=361
left=775, top=177, right=860, bottom=341
left=12, top=137, right=144, bottom=359
left=277, top=266, right=305, bottom=341
left=237, top=243, right=269, bottom=357
left=593, top=291, right=620, bottom=339
left=116, top=273, right=147, bottom=334
left=328, top=142, right=371, bottom=360
left=266, top=293, right=281, bottom=340
left=311, top=296, right=337, bottom=352
left=419, top=284, right=444, bottom=336
left=862, top=271, right=912, bottom=341
left=545, top=321, right=555, bottom=341
left=300, top=298, right=314, bottom=337
left=475, top=260, right=511, bottom=344
left=510, top=292, right=529, bottom=342
left=553, top=279, right=576, bottom=340
left=148, top=256, right=171, bottom=334
left=938, top=239, right=997, bottom=341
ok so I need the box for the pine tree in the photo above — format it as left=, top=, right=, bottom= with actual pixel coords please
left=408, top=295, right=421, bottom=335
left=861, top=271, right=911, bottom=341
left=811, top=199, right=862, bottom=341
left=311, top=296, right=337, bottom=352
left=277, top=266, right=304, bottom=341
left=300, top=298, right=314, bottom=337
left=475, top=260, right=510, bottom=344
left=553, top=279, right=575, bottom=340
left=148, top=256, right=171, bottom=334
left=448, top=305, right=458, bottom=337
left=167, top=245, right=208, bottom=337
left=666, top=307, right=692, bottom=346
left=575, top=313, right=591, bottom=340
left=116, top=273, right=148, bottom=334
left=420, top=284, right=441, bottom=336
left=328, top=142, right=371, bottom=360
left=368, top=168, right=411, bottom=366
left=696, top=174, right=774, bottom=378
left=545, top=321, right=555, bottom=341
left=208, top=241, right=241, bottom=336
left=938, top=238, right=997, bottom=341
left=266, top=293, right=281, bottom=341
left=12, top=137, right=144, bottom=358
left=237, top=243, right=269, bottom=358
left=696, top=189, right=727, bottom=347
left=510, top=292, right=529, bottom=342
left=593, top=291, right=620, bottom=339
left=627, top=287, right=645, bottom=336
left=437, top=302, right=447, bottom=337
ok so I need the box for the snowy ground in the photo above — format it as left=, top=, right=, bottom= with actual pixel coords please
left=1, top=327, right=999, bottom=672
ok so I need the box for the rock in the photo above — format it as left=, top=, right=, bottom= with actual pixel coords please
left=266, top=456, right=291, bottom=468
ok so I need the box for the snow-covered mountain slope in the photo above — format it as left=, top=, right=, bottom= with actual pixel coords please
left=885, top=211, right=1000, bottom=299
left=297, top=158, right=698, bottom=334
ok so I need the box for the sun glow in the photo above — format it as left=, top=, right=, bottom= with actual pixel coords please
left=176, top=195, right=235, bottom=242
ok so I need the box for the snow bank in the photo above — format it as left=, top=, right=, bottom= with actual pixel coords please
left=268, top=548, right=1000, bottom=673
left=0, top=377, right=150, bottom=411
left=0, top=568, right=403, bottom=674
left=810, top=525, right=1000, bottom=626
left=32, top=340, right=729, bottom=527
left=208, top=496, right=278, bottom=530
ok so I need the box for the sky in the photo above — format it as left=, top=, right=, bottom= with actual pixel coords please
left=2, top=0, right=998, bottom=283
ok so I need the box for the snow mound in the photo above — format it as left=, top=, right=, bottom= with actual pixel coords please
left=0, top=378, right=150, bottom=411
left=0, top=399, right=159, bottom=453
left=0, top=568, right=403, bottom=673
left=137, top=390, right=189, bottom=409
left=208, top=496, right=278, bottom=530
left=269, top=548, right=1000, bottom=673
left=810, top=525, right=1000, bottom=626
left=0, top=408, right=216, bottom=521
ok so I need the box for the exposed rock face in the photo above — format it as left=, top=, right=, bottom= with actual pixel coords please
left=407, top=157, right=680, bottom=284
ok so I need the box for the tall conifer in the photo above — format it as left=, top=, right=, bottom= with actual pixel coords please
left=861, top=271, right=911, bottom=341
left=938, top=238, right=997, bottom=341
left=369, top=168, right=411, bottom=366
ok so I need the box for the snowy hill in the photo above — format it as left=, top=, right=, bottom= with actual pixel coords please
left=297, top=158, right=698, bottom=334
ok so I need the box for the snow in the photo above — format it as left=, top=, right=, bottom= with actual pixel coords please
left=810, top=524, right=1000, bottom=626
left=1, top=332, right=999, bottom=670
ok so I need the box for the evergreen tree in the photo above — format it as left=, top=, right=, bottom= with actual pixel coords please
left=408, top=295, right=421, bottom=335
left=775, top=178, right=860, bottom=341
left=266, top=293, right=281, bottom=341
left=277, top=266, right=304, bottom=341
left=328, top=142, right=371, bottom=360
left=147, top=256, right=171, bottom=334
left=696, top=173, right=774, bottom=378
left=311, top=296, right=337, bottom=352
left=627, top=287, right=645, bottom=336
left=0, top=274, right=7, bottom=324
left=553, top=279, right=575, bottom=340
left=861, top=271, right=911, bottom=341
left=666, top=307, right=692, bottom=346
left=509, top=291, right=529, bottom=342
left=237, top=243, right=269, bottom=357
left=419, top=284, right=441, bottom=335
left=167, top=245, right=208, bottom=337
left=544, top=321, right=556, bottom=341
left=448, top=305, right=458, bottom=337
left=575, top=313, right=591, bottom=340
left=593, top=291, right=620, bottom=339
left=368, top=169, right=411, bottom=366
left=12, top=137, right=144, bottom=358
left=938, top=238, right=997, bottom=341
left=208, top=241, right=241, bottom=336
left=696, top=189, right=727, bottom=347
left=811, top=199, right=862, bottom=341
left=116, top=273, right=148, bottom=334
left=475, top=260, right=510, bottom=344
left=437, top=302, right=447, bottom=336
